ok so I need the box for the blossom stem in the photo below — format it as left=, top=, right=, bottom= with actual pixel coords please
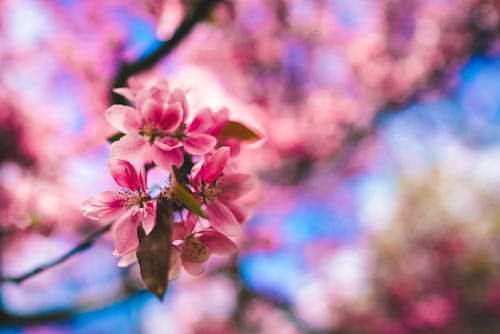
left=0, top=222, right=113, bottom=284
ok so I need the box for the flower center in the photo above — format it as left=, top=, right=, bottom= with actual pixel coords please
left=181, top=235, right=211, bottom=263
left=141, top=124, right=164, bottom=144
left=201, top=182, right=223, bottom=203
left=172, top=123, right=187, bottom=140
left=160, top=186, right=174, bottom=200
left=118, top=190, right=149, bottom=208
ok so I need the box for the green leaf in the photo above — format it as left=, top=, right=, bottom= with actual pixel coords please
left=107, top=132, right=126, bottom=143
left=136, top=197, right=173, bottom=301
left=220, top=121, right=261, bottom=141
left=171, top=166, right=207, bottom=219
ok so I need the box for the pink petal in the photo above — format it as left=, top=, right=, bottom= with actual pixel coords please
left=190, top=160, right=203, bottom=189
left=222, top=137, right=241, bottom=156
left=206, top=200, right=241, bottom=237
left=218, top=173, right=255, bottom=201
left=226, top=201, right=250, bottom=224
left=113, top=211, right=140, bottom=256
left=112, top=88, right=135, bottom=102
left=134, top=88, right=152, bottom=112
left=200, top=146, right=230, bottom=184
left=168, top=248, right=182, bottom=280
left=185, top=211, right=198, bottom=235
left=127, top=76, right=146, bottom=91
left=183, top=133, right=216, bottom=156
left=107, top=158, right=140, bottom=191
left=197, top=230, right=237, bottom=255
left=168, top=88, right=188, bottom=121
left=81, top=190, right=126, bottom=222
left=141, top=201, right=157, bottom=235
left=153, top=77, right=169, bottom=92
left=110, top=134, right=148, bottom=163
left=155, top=137, right=183, bottom=150
left=149, top=79, right=169, bottom=102
left=141, top=99, right=163, bottom=126
left=139, top=165, right=147, bottom=193
left=181, top=258, right=206, bottom=275
left=172, top=222, right=188, bottom=241
left=105, top=105, right=142, bottom=133
left=211, top=107, right=229, bottom=135
left=151, top=145, right=184, bottom=171
left=188, top=108, right=213, bottom=133
left=158, top=102, right=182, bottom=133
left=117, top=251, right=137, bottom=267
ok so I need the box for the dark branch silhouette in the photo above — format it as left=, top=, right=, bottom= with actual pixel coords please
left=0, top=222, right=113, bottom=284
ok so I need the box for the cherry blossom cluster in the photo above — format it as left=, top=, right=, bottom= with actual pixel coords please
left=81, top=78, right=259, bottom=285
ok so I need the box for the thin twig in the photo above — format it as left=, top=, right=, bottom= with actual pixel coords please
left=0, top=282, right=148, bottom=326
left=0, top=222, right=113, bottom=284
left=111, top=0, right=222, bottom=105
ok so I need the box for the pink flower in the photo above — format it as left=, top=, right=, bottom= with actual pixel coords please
left=107, top=84, right=216, bottom=170
left=113, top=77, right=171, bottom=106
left=191, top=147, right=255, bottom=236
left=194, top=107, right=242, bottom=156
left=169, top=212, right=237, bottom=276
left=81, top=158, right=156, bottom=256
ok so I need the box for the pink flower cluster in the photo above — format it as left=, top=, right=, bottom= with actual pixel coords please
left=81, top=78, right=257, bottom=279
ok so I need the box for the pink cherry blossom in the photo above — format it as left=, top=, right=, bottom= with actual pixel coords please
left=107, top=83, right=216, bottom=170
left=81, top=158, right=156, bottom=256
left=191, top=147, right=255, bottom=237
left=191, top=107, right=244, bottom=156
left=169, top=212, right=237, bottom=276
left=113, top=77, right=170, bottom=105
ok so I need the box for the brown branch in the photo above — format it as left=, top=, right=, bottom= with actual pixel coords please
left=0, top=280, right=147, bottom=327
left=0, top=222, right=112, bottom=284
